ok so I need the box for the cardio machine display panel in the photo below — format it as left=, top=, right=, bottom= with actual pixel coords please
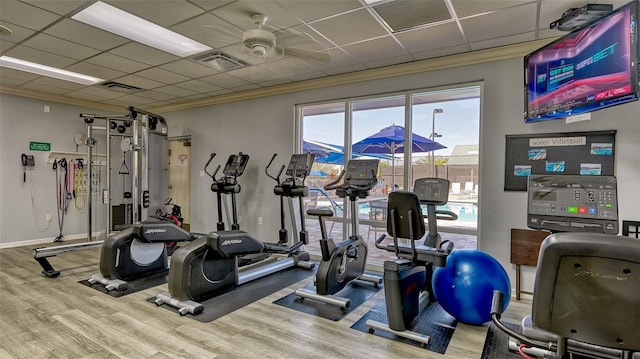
left=223, top=153, right=249, bottom=176
left=527, top=174, right=618, bottom=234
left=286, top=153, right=315, bottom=177
left=345, top=159, right=379, bottom=185
left=413, top=178, right=450, bottom=205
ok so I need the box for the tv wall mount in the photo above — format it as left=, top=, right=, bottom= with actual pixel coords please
left=550, top=3, right=613, bottom=31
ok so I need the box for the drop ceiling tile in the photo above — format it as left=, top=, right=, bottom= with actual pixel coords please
left=106, top=0, right=205, bottom=27
left=276, top=25, right=335, bottom=52
left=469, top=32, right=535, bottom=51
left=322, top=63, right=367, bottom=76
left=395, top=22, right=466, bottom=53
left=5, top=45, right=77, bottom=68
left=75, top=85, right=126, bottom=99
left=170, top=13, right=241, bottom=49
left=188, top=0, right=233, bottom=11
left=228, top=83, right=260, bottom=92
left=18, top=81, right=74, bottom=94
left=341, top=36, right=407, bottom=63
left=110, top=94, right=158, bottom=105
left=0, top=22, right=35, bottom=43
left=256, top=57, right=315, bottom=77
left=199, top=72, right=251, bottom=88
left=153, top=85, right=199, bottom=97
left=19, top=0, right=90, bottom=15
left=210, top=1, right=302, bottom=31
left=109, top=43, right=179, bottom=66
left=451, top=0, right=533, bottom=19
left=45, top=19, right=129, bottom=51
left=64, top=89, right=113, bottom=101
left=258, top=78, right=290, bottom=87
left=22, top=33, right=102, bottom=60
left=65, top=61, right=125, bottom=80
left=0, top=68, right=40, bottom=82
left=364, top=54, right=414, bottom=69
left=287, top=70, right=326, bottom=82
left=310, top=9, right=388, bottom=46
left=133, top=90, right=175, bottom=101
left=309, top=48, right=358, bottom=70
left=174, top=79, right=223, bottom=92
left=85, top=53, right=149, bottom=73
left=160, top=60, right=219, bottom=78
left=29, top=76, right=87, bottom=91
left=183, top=93, right=211, bottom=100
left=136, top=67, right=191, bottom=84
left=0, top=1, right=59, bottom=31
left=275, top=0, right=362, bottom=22
left=460, top=3, right=538, bottom=42
left=207, top=88, right=232, bottom=96
left=0, top=76, right=30, bottom=87
left=411, top=44, right=470, bottom=61
left=113, top=75, right=165, bottom=89
left=225, top=65, right=282, bottom=83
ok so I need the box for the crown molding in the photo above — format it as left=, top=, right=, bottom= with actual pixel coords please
left=0, top=86, right=122, bottom=112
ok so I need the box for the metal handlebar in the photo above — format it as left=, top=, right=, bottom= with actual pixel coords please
left=265, top=153, right=285, bottom=184
left=204, top=153, right=217, bottom=180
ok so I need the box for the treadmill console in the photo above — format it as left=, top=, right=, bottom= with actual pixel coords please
left=344, top=159, right=379, bottom=187
left=527, top=174, right=618, bottom=234
left=223, top=153, right=250, bottom=177
left=286, top=153, right=315, bottom=177
left=413, top=178, right=450, bottom=205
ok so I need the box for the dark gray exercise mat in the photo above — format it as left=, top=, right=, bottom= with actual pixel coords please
left=146, top=266, right=315, bottom=323
left=481, top=322, right=592, bottom=359
left=351, top=300, right=457, bottom=354
left=78, top=270, right=169, bottom=298
left=273, top=279, right=382, bottom=321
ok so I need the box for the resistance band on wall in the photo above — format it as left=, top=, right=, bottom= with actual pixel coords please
left=74, top=159, right=87, bottom=210
left=53, top=158, right=71, bottom=242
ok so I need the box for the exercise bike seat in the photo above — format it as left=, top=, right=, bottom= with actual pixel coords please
left=385, top=242, right=449, bottom=267
left=306, top=208, right=334, bottom=217
left=132, top=222, right=194, bottom=243
left=207, top=230, right=264, bottom=258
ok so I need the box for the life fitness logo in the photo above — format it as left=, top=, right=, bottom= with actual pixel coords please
left=222, top=239, right=242, bottom=246
left=145, top=228, right=167, bottom=235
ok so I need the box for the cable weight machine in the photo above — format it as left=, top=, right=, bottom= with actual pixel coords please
left=32, top=106, right=169, bottom=278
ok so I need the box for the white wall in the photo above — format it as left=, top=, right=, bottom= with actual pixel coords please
left=2, top=55, right=639, bottom=292
left=0, top=95, right=110, bottom=245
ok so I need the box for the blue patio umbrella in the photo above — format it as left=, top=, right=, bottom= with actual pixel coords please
left=303, top=139, right=342, bottom=157
left=352, top=125, right=445, bottom=186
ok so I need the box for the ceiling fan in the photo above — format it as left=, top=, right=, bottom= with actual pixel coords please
left=239, top=13, right=330, bottom=63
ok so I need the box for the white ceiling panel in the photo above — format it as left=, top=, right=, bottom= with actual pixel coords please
left=0, top=0, right=628, bottom=110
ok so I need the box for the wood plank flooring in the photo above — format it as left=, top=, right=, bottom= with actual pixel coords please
left=0, top=242, right=531, bottom=359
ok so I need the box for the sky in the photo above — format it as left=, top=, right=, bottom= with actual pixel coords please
left=302, top=97, right=481, bottom=157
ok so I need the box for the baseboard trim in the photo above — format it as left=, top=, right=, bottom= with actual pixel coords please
left=0, top=232, right=102, bottom=249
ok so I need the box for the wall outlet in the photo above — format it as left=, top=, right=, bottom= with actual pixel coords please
left=258, top=217, right=263, bottom=225
left=46, top=213, right=52, bottom=222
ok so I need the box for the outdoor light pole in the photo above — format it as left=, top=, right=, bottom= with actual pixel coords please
left=431, top=108, right=444, bottom=176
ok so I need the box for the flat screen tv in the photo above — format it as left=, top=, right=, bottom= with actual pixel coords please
left=524, top=0, right=639, bottom=123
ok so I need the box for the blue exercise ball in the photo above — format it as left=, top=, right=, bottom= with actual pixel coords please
left=433, top=249, right=511, bottom=325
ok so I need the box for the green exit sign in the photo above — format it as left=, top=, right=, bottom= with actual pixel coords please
left=29, top=141, right=51, bottom=151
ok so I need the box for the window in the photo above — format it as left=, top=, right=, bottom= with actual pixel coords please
left=298, top=84, right=481, bottom=265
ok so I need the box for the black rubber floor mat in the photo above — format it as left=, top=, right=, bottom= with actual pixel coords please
left=273, top=279, right=382, bottom=321
left=78, top=270, right=168, bottom=298
left=146, top=266, right=315, bottom=323
left=351, top=300, right=457, bottom=354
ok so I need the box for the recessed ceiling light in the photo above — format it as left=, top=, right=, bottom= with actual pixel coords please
left=72, top=1, right=212, bottom=57
left=0, top=56, right=104, bottom=85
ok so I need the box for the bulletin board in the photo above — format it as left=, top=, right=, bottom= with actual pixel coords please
left=504, top=130, right=616, bottom=191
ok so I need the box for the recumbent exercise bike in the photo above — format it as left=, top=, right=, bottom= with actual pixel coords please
left=366, top=177, right=457, bottom=346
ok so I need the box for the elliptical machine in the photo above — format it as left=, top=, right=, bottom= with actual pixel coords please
left=154, top=153, right=315, bottom=315
left=295, top=159, right=383, bottom=311
left=88, top=221, right=195, bottom=291
left=366, top=178, right=456, bottom=346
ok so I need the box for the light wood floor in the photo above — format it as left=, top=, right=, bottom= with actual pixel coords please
left=0, top=241, right=531, bottom=359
